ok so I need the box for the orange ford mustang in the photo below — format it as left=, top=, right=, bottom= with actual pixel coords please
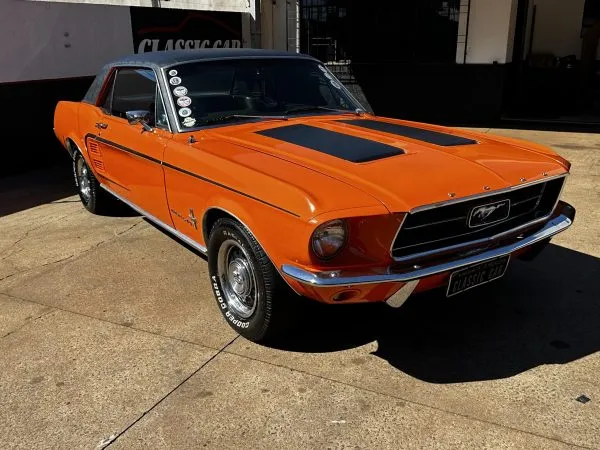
left=54, top=49, right=575, bottom=342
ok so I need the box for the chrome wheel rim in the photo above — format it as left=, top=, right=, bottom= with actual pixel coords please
left=217, top=239, right=259, bottom=319
left=76, top=158, right=91, bottom=202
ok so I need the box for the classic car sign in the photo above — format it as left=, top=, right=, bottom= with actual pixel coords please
left=131, top=8, right=243, bottom=53
left=54, top=50, right=575, bottom=343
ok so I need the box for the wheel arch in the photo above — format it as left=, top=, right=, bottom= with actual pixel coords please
left=65, top=135, right=88, bottom=161
left=202, top=205, right=302, bottom=295
left=202, top=206, right=268, bottom=257
left=65, top=137, right=79, bottom=158
left=202, top=207, right=231, bottom=243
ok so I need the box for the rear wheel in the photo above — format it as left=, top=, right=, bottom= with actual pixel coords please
left=73, top=151, right=119, bottom=214
left=208, top=218, right=299, bottom=342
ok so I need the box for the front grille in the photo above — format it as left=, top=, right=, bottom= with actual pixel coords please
left=392, top=177, right=565, bottom=259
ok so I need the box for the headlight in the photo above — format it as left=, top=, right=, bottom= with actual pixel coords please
left=311, top=219, right=347, bottom=259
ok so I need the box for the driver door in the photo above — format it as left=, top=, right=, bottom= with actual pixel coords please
left=89, top=67, right=174, bottom=226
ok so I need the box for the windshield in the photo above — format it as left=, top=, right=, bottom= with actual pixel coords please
left=163, top=58, right=363, bottom=130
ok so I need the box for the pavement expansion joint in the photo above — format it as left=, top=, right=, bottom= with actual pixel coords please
left=0, top=291, right=223, bottom=351
left=0, top=254, right=77, bottom=283
left=1, top=307, right=56, bottom=339
left=101, top=336, right=240, bottom=449
left=0, top=214, right=69, bottom=259
left=0, top=219, right=147, bottom=285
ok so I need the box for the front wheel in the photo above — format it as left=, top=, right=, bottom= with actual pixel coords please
left=207, top=218, right=299, bottom=342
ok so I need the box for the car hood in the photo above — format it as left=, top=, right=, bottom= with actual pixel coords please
left=210, top=115, right=568, bottom=213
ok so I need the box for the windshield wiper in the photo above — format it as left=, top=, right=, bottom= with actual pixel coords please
left=200, top=114, right=287, bottom=126
left=283, top=105, right=364, bottom=116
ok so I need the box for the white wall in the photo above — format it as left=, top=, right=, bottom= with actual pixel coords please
left=457, top=0, right=519, bottom=64
left=0, top=0, right=133, bottom=83
left=530, top=0, right=586, bottom=58
left=26, top=0, right=254, bottom=15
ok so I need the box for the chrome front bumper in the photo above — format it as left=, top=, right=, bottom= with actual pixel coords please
left=281, top=210, right=574, bottom=288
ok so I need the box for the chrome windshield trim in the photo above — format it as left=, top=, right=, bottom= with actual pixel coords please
left=409, top=173, right=567, bottom=214
left=159, top=67, right=183, bottom=134
left=155, top=78, right=173, bottom=133
left=283, top=212, right=572, bottom=287
left=100, top=184, right=208, bottom=254
left=159, top=56, right=366, bottom=133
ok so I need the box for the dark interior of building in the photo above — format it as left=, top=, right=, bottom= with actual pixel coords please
left=300, top=0, right=600, bottom=126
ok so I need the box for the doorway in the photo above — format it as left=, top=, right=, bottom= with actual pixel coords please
left=504, top=0, right=600, bottom=125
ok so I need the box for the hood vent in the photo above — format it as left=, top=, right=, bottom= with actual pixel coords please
left=338, top=119, right=477, bottom=147
left=256, top=124, right=404, bottom=163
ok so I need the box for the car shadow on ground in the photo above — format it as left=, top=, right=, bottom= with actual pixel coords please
left=0, top=164, right=76, bottom=217
left=0, top=163, right=138, bottom=218
left=272, top=244, right=600, bottom=384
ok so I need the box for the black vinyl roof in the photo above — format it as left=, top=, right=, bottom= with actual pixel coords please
left=83, top=49, right=315, bottom=104
left=112, top=49, right=315, bottom=69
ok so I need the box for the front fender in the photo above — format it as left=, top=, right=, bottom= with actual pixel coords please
left=201, top=195, right=310, bottom=274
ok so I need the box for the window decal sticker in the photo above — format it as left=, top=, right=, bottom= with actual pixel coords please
left=177, top=96, right=192, bottom=107
left=173, top=86, right=188, bottom=97
left=178, top=107, right=192, bottom=117
left=169, top=76, right=182, bottom=86
left=182, top=117, right=196, bottom=127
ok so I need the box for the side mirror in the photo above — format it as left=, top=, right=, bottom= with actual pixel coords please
left=126, top=110, right=153, bottom=132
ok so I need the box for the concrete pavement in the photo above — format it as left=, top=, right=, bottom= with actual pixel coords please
left=1, top=128, right=599, bottom=449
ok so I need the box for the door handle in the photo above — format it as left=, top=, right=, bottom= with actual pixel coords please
left=95, top=122, right=108, bottom=130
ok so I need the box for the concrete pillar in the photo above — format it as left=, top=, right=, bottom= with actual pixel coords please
left=241, top=0, right=261, bottom=48
left=261, top=0, right=273, bottom=48
left=272, top=0, right=287, bottom=50
left=259, top=0, right=298, bottom=51
left=457, top=0, right=519, bottom=64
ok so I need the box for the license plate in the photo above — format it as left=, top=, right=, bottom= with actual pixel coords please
left=446, top=255, right=510, bottom=297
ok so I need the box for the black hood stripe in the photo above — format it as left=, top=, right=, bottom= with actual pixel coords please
left=337, top=119, right=477, bottom=147
left=256, top=124, right=404, bottom=163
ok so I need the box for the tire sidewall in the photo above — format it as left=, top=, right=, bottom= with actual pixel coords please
left=208, top=221, right=270, bottom=338
left=73, top=152, right=96, bottom=211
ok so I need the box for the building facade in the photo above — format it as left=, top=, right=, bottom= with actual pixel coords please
left=0, top=0, right=262, bottom=174
left=297, top=0, right=600, bottom=125
left=1, top=0, right=598, bottom=174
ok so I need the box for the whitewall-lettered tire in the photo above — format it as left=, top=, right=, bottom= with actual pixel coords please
left=207, top=218, right=299, bottom=342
